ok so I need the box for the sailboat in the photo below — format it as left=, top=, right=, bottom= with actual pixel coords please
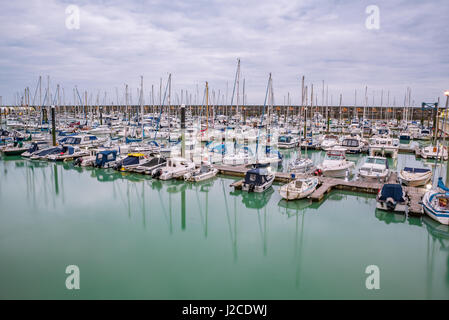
left=423, top=178, right=449, bottom=225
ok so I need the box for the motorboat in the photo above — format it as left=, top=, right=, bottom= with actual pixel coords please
left=46, top=145, right=89, bottom=161
left=398, top=167, right=432, bottom=187
left=277, top=135, right=299, bottom=149
left=21, top=142, right=49, bottom=158
left=241, top=164, right=275, bottom=193
left=184, top=162, right=218, bottom=182
left=279, top=177, right=318, bottom=200
left=320, top=134, right=339, bottom=151
left=340, top=135, right=364, bottom=154
left=151, top=157, right=195, bottom=180
left=288, top=157, right=314, bottom=173
left=423, top=178, right=449, bottom=225
left=316, top=147, right=355, bottom=178
left=358, top=156, right=390, bottom=181
left=130, top=155, right=167, bottom=174
left=368, top=137, right=399, bottom=159
left=94, top=150, right=122, bottom=168
left=420, top=144, right=448, bottom=161
left=376, top=184, right=408, bottom=212
left=114, top=153, right=149, bottom=172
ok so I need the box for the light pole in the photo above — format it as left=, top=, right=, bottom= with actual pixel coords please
left=444, top=90, right=449, bottom=184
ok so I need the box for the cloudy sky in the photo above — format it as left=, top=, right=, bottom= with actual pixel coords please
left=0, top=0, right=448, bottom=106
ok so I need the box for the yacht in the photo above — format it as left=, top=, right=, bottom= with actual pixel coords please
left=420, top=144, right=448, bottom=161
left=358, top=156, right=390, bottom=181
left=340, top=135, right=364, bottom=154
left=114, top=153, right=149, bottom=172
left=320, top=134, right=339, bottom=151
left=277, top=135, right=299, bottom=149
left=316, top=147, right=355, bottom=178
left=131, top=155, right=167, bottom=174
left=288, top=157, right=314, bottom=173
left=368, top=137, right=399, bottom=159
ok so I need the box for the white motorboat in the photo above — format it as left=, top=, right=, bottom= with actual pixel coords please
left=358, top=156, right=390, bottom=181
left=368, top=137, right=399, bottom=159
left=398, top=167, right=432, bottom=187
left=320, top=134, right=339, bottom=151
left=279, top=177, right=318, bottom=200
left=288, top=157, right=314, bottom=173
left=277, top=135, right=299, bottom=149
left=152, top=157, right=195, bottom=180
left=420, top=144, right=448, bottom=161
left=316, top=147, right=355, bottom=178
left=184, top=162, right=218, bottom=182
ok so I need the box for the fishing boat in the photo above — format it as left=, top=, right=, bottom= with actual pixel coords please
left=316, top=147, right=355, bottom=178
left=279, top=177, right=318, bottom=200
left=184, top=162, right=218, bottom=182
left=420, top=144, right=448, bottom=161
left=241, top=164, right=275, bottom=193
left=422, top=178, right=449, bottom=225
left=376, top=184, right=408, bottom=212
left=151, top=157, right=195, bottom=180
left=358, top=156, right=390, bottom=181
left=398, top=167, right=432, bottom=187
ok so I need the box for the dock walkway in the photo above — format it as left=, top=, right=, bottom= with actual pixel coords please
left=215, top=164, right=426, bottom=216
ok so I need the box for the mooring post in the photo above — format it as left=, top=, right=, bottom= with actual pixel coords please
left=180, top=104, right=185, bottom=158
left=51, top=105, right=56, bottom=146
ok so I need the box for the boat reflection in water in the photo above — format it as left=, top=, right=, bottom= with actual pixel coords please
left=230, top=187, right=274, bottom=210
left=422, top=216, right=449, bottom=298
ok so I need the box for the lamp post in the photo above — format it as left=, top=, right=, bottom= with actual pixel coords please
left=444, top=91, right=449, bottom=184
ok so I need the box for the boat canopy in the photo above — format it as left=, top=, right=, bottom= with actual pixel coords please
left=122, top=155, right=140, bottom=166
left=378, top=184, right=405, bottom=202
left=403, top=167, right=430, bottom=173
left=244, top=167, right=270, bottom=185
left=95, top=150, right=117, bottom=167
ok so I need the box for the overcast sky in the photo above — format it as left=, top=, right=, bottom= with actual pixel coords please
left=0, top=0, right=448, bottom=106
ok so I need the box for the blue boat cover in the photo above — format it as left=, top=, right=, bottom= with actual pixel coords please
left=438, top=177, right=449, bottom=192
left=95, top=150, right=117, bottom=167
left=244, top=167, right=270, bottom=185
left=122, top=155, right=140, bottom=166
left=378, top=184, right=405, bottom=202
left=403, top=167, right=430, bottom=173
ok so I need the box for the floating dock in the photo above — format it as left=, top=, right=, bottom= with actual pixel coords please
left=215, top=164, right=426, bottom=216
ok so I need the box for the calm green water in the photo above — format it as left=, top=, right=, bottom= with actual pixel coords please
left=1, top=154, right=449, bottom=299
